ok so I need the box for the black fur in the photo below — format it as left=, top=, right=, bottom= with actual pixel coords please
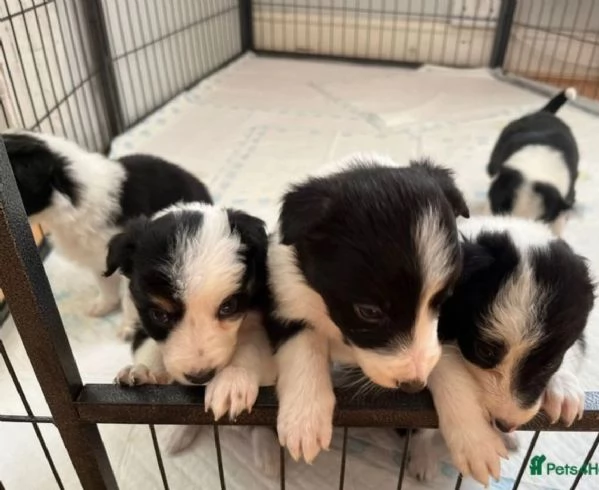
left=3, top=132, right=80, bottom=215
left=273, top=158, right=467, bottom=352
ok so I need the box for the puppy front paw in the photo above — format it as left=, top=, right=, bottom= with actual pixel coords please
left=443, top=422, right=508, bottom=486
left=408, top=446, right=439, bottom=481
left=115, top=364, right=172, bottom=386
left=205, top=366, right=259, bottom=421
left=543, top=371, right=585, bottom=426
left=277, top=390, right=335, bottom=464
left=88, top=295, right=120, bottom=317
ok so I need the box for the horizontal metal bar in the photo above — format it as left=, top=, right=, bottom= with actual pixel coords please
left=0, top=414, right=54, bottom=424
left=76, top=385, right=599, bottom=430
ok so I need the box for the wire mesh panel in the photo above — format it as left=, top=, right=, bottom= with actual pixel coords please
left=503, top=0, right=599, bottom=100
left=252, top=0, right=500, bottom=67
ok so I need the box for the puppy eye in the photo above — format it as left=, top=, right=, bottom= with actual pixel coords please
left=353, top=304, right=384, bottom=323
left=218, top=295, right=240, bottom=320
left=474, top=341, right=503, bottom=366
left=431, top=287, right=453, bottom=311
left=149, top=308, right=172, bottom=325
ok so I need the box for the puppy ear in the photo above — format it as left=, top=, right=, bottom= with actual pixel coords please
left=227, top=209, right=268, bottom=254
left=533, top=183, right=571, bottom=222
left=104, top=217, right=148, bottom=278
left=279, top=181, right=333, bottom=245
left=460, top=240, right=495, bottom=281
left=488, top=169, right=522, bottom=215
left=411, top=159, right=470, bottom=218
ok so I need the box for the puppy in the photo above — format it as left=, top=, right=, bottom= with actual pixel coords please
left=487, top=88, right=579, bottom=236
left=408, top=216, right=594, bottom=486
left=3, top=130, right=212, bottom=336
left=267, top=153, right=469, bottom=463
left=106, top=202, right=279, bottom=474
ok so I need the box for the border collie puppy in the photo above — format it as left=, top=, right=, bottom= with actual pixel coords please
left=408, top=216, right=594, bottom=486
left=106, top=202, right=279, bottom=474
left=267, top=153, right=469, bottom=463
left=3, top=130, right=212, bottom=334
left=487, top=88, right=579, bottom=236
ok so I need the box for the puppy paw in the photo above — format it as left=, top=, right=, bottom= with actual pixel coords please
left=543, top=371, right=585, bottom=426
left=88, top=295, right=120, bottom=317
left=115, top=364, right=172, bottom=386
left=205, top=366, right=259, bottom=421
left=443, top=423, right=508, bottom=486
left=162, top=425, right=204, bottom=455
left=251, top=428, right=280, bottom=477
left=277, top=390, right=335, bottom=464
left=408, top=446, right=439, bottom=481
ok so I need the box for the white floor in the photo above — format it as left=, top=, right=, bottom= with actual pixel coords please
left=2, top=53, right=599, bottom=490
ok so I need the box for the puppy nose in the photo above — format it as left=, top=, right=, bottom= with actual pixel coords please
left=494, top=419, right=517, bottom=433
left=184, top=369, right=216, bottom=385
left=398, top=379, right=426, bottom=393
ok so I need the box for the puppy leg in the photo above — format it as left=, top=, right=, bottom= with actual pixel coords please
left=88, top=272, right=121, bottom=317
left=276, top=328, right=335, bottom=464
left=118, top=285, right=139, bottom=341
left=251, top=427, right=280, bottom=477
left=408, top=429, right=442, bottom=481
left=115, top=337, right=172, bottom=386
left=428, top=345, right=508, bottom=487
left=205, top=312, right=275, bottom=420
left=543, top=341, right=585, bottom=426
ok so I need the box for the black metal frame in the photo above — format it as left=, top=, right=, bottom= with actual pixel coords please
left=2, top=1, right=599, bottom=489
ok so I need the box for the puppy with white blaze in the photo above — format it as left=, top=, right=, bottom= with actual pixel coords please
left=407, top=216, right=595, bottom=486
left=487, top=88, right=579, bottom=236
left=267, top=153, right=470, bottom=464
left=105, top=202, right=279, bottom=474
left=3, top=130, right=212, bottom=337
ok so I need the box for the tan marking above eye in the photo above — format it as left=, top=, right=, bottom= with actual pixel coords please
left=149, top=295, right=177, bottom=313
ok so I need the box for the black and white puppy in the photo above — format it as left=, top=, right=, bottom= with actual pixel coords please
left=106, top=202, right=279, bottom=474
left=487, top=88, right=579, bottom=236
left=3, top=130, right=212, bottom=336
left=408, top=216, right=595, bottom=486
left=267, top=153, right=469, bottom=463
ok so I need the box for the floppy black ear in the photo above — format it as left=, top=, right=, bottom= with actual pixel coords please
left=533, top=183, right=571, bottom=222
left=104, top=217, right=149, bottom=278
left=279, top=181, right=333, bottom=245
left=411, top=159, right=470, bottom=218
left=460, top=240, right=495, bottom=282
left=227, top=209, right=268, bottom=255
left=488, top=168, right=522, bottom=216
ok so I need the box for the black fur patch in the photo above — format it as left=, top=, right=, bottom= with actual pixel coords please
left=115, top=154, right=213, bottom=224
left=3, top=132, right=80, bottom=215
left=488, top=168, right=523, bottom=216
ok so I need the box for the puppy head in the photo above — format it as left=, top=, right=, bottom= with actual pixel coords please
left=106, top=202, right=268, bottom=384
left=2, top=131, right=79, bottom=216
left=279, top=155, right=468, bottom=390
left=440, top=217, right=594, bottom=430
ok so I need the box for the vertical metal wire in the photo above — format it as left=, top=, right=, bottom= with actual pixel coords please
left=213, top=425, right=227, bottom=490
left=452, top=0, right=464, bottom=66
left=396, top=430, right=411, bottom=490
left=188, top=0, right=206, bottom=82
left=571, top=1, right=595, bottom=99
left=339, top=428, right=349, bottom=490
left=513, top=0, right=534, bottom=76
left=546, top=0, right=570, bottom=85
left=162, top=0, right=183, bottom=95
left=135, top=0, right=159, bottom=109
left=403, top=0, right=411, bottom=62
left=454, top=473, right=463, bottom=490
left=123, top=0, right=150, bottom=114
left=464, top=0, right=481, bottom=67
left=556, top=0, right=585, bottom=88
left=571, top=433, right=599, bottom=489
left=0, top=340, right=64, bottom=490
left=479, top=0, right=493, bottom=66
left=512, top=431, right=541, bottom=489
left=441, top=1, right=451, bottom=67
left=0, top=42, right=26, bottom=128
left=428, top=0, right=440, bottom=64
left=279, top=445, right=286, bottom=490
left=149, top=424, right=171, bottom=490
left=390, top=0, right=400, bottom=61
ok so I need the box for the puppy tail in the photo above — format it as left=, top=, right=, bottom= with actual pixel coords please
left=540, top=87, right=577, bottom=114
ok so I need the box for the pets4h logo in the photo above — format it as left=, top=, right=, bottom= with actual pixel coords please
left=529, top=454, right=599, bottom=476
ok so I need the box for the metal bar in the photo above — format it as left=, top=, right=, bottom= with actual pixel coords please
left=512, top=431, right=540, bottom=489
left=75, top=384, right=599, bottom=429
left=0, top=340, right=64, bottom=489
left=0, top=42, right=26, bottom=127
left=123, top=0, right=150, bottom=115
left=397, top=430, right=411, bottom=490
left=0, top=414, right=54, bottom=424
left=213, top=425, right=227, bottom=490
left=135, top=0, right=159, bottom=109
left=238, top=0, right=254, bottom=51
left=0, top=140, right=118, bottom=490
left=149, top=424, right=170, bottom=490
left=454, top=474, right=463, bottom=490
left=339, top=427, right=349, bottom=490
left=0, top=0, right=54, bottom=23
left=571, top=433, right=599, bottom=489
left=279, top=445, right=285, bottom=490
